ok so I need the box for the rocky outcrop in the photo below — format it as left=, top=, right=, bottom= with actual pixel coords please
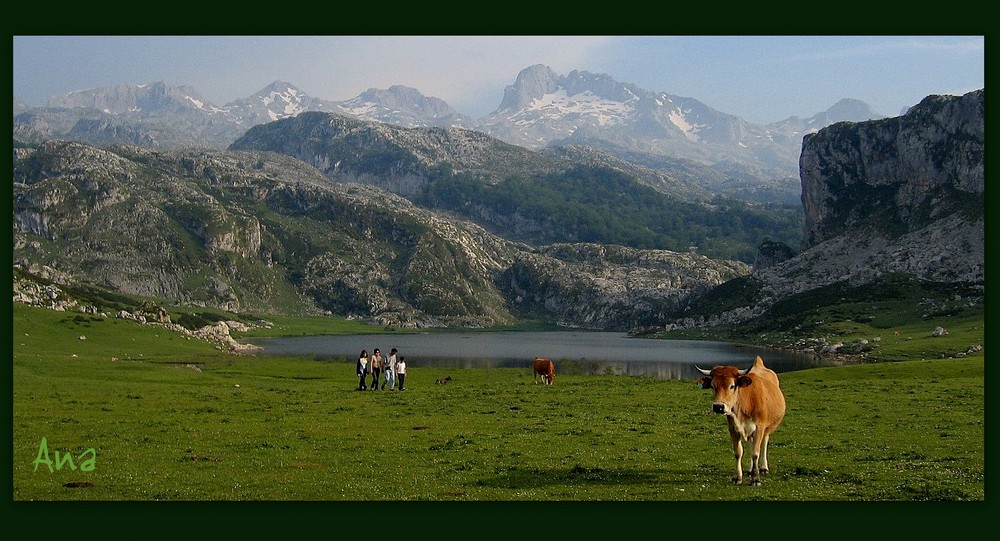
left=787, top=89, right=984, bottom=291
left=751, top=239, right=797, bottom=272
left=229, top=111, right=564, bottom=196
left=502, top=243, right=749, bottom=330
left=13, top=140, right=747, bottom=330
left=800, top=90, right=984, bottom=249
left=672, top=90, right=984, bottom=330
left=13, top=265, right=262, bottom=353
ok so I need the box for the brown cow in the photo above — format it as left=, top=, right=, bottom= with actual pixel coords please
left=695, top=356, right=785, bottom=486
left=532, top=358, right=555, bottom=385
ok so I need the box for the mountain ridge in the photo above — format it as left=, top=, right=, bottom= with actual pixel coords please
left=12, top=140, right=749, bottom=330
left=14, top=66, right=891, bottom=204
left=227, top=110, right=804, bottom=261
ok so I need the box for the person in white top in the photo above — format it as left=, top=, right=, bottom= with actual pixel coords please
left=396, top=356, right=407, bottom=391
left=356, top=350, right=369, bottom=391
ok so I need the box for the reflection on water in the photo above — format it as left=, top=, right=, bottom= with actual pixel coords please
left=250, top=331, right=833, bottom=381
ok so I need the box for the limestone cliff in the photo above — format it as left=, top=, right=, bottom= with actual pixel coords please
left=789, top=89, right=984, bottom=290
left=674, top=90, right=984, bottom=329
left=800, top=90, right=983, bottom=249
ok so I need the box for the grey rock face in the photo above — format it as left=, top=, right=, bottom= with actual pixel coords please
left=13, top=140, right=746, bottom=330
left=336, top=85, right=476, bottom=129
left=752, top=239, right=797, bottom=272
left=502, top=243, right=749, bottom=330
left=229, top=111, right=565, bottom=195
left=677, top=90, right=984, bottom=330
left=800, top=90, right=984, bottom=249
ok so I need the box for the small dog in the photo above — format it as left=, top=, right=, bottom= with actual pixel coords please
left=435, top=376, right=453, bottom=385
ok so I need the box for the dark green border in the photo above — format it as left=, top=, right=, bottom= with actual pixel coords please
left=6, top=5, right=994, bottom=536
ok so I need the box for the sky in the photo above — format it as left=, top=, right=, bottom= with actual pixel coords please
left=12, top=35, right=985, bottom=125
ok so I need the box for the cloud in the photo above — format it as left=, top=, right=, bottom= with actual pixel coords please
left=783, top=36, right=984, bottom=63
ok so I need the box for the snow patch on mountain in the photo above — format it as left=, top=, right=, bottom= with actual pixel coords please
left=668, top=110, right=700, bottom=142
left=516, top=89, right=636, bottom=127
left=184, top=95, right=227, bottom=114
left=259, top=88, right=308, bottom=120
left=336, top=100, right=383, bottom=122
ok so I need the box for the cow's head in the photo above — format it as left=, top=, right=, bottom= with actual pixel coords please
left=695, top=365, right=752, bottom=415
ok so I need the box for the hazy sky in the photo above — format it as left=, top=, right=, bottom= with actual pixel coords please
left=12, top=35, right=984, bottom=124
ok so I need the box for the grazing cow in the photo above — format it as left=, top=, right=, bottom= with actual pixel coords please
left=532, top=358, right=555, bottom=385
left=695, top=356, right=785, bottom=486
left=435, top=376, right=453, bottom=385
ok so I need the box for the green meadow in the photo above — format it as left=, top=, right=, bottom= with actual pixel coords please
left=12, top=303, right=984, bottom=501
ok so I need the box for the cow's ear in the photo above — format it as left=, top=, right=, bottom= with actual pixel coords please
left=697, top=377, right=712, bottom=389
left=736, top=375, right=753, bottom=388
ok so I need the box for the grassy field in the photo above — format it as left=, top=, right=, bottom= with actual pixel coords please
left=11, top=303, right=984, bottom=502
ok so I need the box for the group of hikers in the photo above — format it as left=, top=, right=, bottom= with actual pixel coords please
left=356, top=347, right=406, bottom=391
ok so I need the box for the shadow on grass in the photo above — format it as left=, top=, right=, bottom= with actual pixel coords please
left=473, top=464, right=683, bottom=489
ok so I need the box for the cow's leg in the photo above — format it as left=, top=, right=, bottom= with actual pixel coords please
left=726, top=419, right=744, bottom=484
left=749, top=428, right=768, bottom=486
left=759, top=429, right=772, bottom=475
left=731, top=435, right=744, bottom=484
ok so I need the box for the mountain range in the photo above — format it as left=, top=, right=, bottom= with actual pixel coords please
left=226, top=110, right=804, bottom=261
left=11, top=88, right=982, bottom=333
left=13, top=65, right=887, bottom=204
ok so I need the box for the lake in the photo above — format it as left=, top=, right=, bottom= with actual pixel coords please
left=249, top=331, right=834, bottom=381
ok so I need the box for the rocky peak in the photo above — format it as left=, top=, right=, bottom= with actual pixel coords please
left=495, top=64, right=562, bottom=113
left=336, top=85, right=470, bottom=128
left=820, top=98, right=885, bottom=124
left=562, top=69, right=641, bottom=103
left=47, top=81, right=217, bottom=115
left=225, top=81, right=337, bottom=126
left=257, top=80, right=301, bottom=95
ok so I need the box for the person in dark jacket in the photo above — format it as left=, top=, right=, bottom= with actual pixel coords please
left=356, top=350, right=369, bottom=391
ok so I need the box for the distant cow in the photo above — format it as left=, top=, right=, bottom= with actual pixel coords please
left=532, top=358, right=555, bottom=385
left=695, top=356, right=786, bottom=486
left=435, top=376, right=453, bottom=385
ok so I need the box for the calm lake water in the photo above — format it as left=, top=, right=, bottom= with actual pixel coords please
left=250, top=331, right=833, bottom=381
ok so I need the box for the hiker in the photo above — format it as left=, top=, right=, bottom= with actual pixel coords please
left=396, top=356, right=407, bottom=391
left=384, top=348, right=398, bottom=390
left=356, top=350, right=369, bottom=391
left=369, top=348, right=383, bottom=391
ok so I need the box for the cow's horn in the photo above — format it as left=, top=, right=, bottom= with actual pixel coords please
left=695, top=366, right=712, bottom=376
left=740, top=365, right=752, bottom=375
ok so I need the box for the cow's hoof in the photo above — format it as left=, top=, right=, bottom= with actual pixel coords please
left=760, top=468, right=769, bottom=475
left=731, top=476, right=742, bottom=484
left=750, top=477, right=762, bottom=486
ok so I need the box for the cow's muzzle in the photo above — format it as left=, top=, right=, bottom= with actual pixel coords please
left=712, top=403, right=726, bottom=414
